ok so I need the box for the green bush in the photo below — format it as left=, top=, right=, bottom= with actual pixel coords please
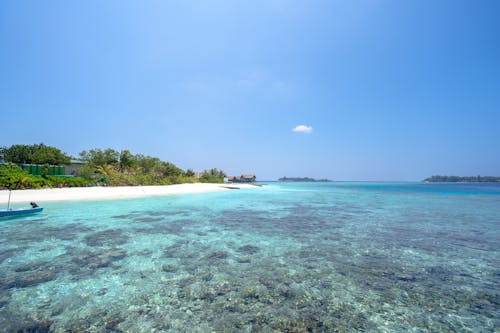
left=2, top=143, right=228, bottom=188
left=174, top=176, right=197, bottom=184
left=199, top=174, right=224, bottom=183
left=104, top=173, right=198, bottom=186
left=0, top=164, right=93, bottom=189
left=0, top=143, right=70, bottom=165
left=0, top=164, right=49, bottom=189
left=197, top=169, right=225, bottom=183
left=44, top=176, right=94, bottom=188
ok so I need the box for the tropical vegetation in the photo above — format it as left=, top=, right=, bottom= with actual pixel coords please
left=0, top=143, right=71, bottom=165
left=0, top=144, right=226, bottom=189
left=278, top=177, right=332, bottom=182
left=0, top=163, right=93, bottom=189
left=423, top=175, right=500, bottom=182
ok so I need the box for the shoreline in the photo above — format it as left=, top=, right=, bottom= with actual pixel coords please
left=1, top=183, right=258, bottom=204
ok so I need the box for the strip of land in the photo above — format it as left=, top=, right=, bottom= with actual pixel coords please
left=1, top=183, right=258, bottom=204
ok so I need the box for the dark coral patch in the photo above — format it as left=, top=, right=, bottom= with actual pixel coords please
left=71, top=248, right=127, bottom=271
left=133, top=223, right=183, bottom=235
left=0, top=290, right=10, bottom=307
left=14, top=261, right=51, bottom=273
left=111, top=213, right=137, bottom=219
left=0, top=248, right=21, bottom=264
left=161, top=264, right=178, bottom=272
left=133, top=217, right=164, bottom=223
left=237, top=245, right=260, bottom=254
left=83, top=229, right=129, bottom=247
left=15, top=319, right=52, bottom=333
left=15, top=270, right=56, bottom=288
left=205, top=250, right=228, bottom=260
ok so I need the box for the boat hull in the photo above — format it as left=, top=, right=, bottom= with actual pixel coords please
left=0, top=207, right=44, bottom=218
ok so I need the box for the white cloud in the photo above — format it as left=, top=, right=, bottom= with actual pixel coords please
left=292, top=125, right=313, bottom=133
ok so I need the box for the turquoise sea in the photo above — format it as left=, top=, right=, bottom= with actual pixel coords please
left=0, top=182, right=499, bottom=332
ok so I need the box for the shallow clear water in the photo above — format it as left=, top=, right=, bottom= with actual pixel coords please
left=0, top=182, right=499, bottom=332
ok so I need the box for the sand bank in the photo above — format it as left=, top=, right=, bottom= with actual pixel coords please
left=1, top=183, right=258, bottom=204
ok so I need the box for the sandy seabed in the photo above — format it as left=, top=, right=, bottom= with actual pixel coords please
left=1, top=183, right=256, bottom=204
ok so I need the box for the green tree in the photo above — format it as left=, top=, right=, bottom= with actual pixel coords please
left=79, top=148, right=119, bottom=168
left=160, top=162, right=182, bottom=177
left=119, top=150, right=137, bottom=172
left=0, top=145, right=34, bottom=164
left=209, top=168, right=226, bottom=178
left=0, top=164, right=46, bottom=189
left=0, top=163, right=91, bottom=189
left=135, top=155, right=162, bottom=175
left=199, top=168, right=226, bottom=183
left=0, top=143, right=70, bottom=165
left=95, top=164, right=116, bottom=177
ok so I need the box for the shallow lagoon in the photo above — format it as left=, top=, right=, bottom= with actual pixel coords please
left=0, top=182, right=498, bottom=332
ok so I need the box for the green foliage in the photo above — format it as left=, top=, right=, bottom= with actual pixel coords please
left=199, top=174, right=224, bottom=183
left=424, top=175, right=500, bottom=182
left=1, top=143, right=228, bottom=188
left=160, top=162, right=183, bottom=177
left=278, top=177, right=330, bottom=182
left=75, top=164, right=97, bottom=178
left=0, top=143, right=71, bottom=165
left=79, top=149, right=185, bottom=178
left=185, top=169, right=195, bottom=177
left=175, top=176, right=197, bottom=184
left=44, top=176, right=94, bottom=187
left=119, top=150, right=136, bottom=172
left=208, top=168, right=226, bottom=178
left=134, top=154, right=162, bottom=175
left=79, top=148, right=119, bottom=168
left=0, top=145, right=32, bottom=164
left=199, top=168, right=226, bottom=183
left=95, top=164, right=116, bottom=177
left=0, top=164, right=92, bottom=189
left=105, top=172, right=197, bottom=186
left=0, top=164, right=47, bottom=189
left=74, top=147, right=199, bottom=186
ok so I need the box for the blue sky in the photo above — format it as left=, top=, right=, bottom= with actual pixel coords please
left=1, top=0, right=499, bottom=181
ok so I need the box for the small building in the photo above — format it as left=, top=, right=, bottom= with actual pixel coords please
left=227, top=176, right=239, bottom=182
left=227, top=174, right=256, bottom=183
left=65, top=159, right=85, bottom=176
left=241, top=174, right=256, bottom=182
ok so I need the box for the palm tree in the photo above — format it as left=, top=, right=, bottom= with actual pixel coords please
left=95, top=164, right=116, bottom=177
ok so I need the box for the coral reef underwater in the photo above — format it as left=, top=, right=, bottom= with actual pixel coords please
left=0, top=183, right=498, bottom=332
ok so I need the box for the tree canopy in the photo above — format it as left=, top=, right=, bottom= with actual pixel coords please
left=79, top=148, right=120, bottom=168
left=0, top=143, right=228, bottom=188
left=199, top=168, right=226, bottom=183
left=0, top=143, right=71, bottom=165
left=424, top=175, right=500, bottom=182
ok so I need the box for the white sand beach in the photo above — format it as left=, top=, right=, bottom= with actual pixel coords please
left=1, top=183, right=258, bottom=204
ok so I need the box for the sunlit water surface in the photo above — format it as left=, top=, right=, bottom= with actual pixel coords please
left=0, top=182, right=498, bottom=332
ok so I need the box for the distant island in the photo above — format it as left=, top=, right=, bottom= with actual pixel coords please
left=424, top=175, right=500, bottom=183
left=278, top=177, right=332, bottom=182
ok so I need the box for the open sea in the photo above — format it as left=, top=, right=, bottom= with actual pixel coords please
left=0, top=182, right=499, bottom=332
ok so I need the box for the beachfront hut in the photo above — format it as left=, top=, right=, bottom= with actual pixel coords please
left=65, top=159, right=85, bottom=176
left=227, top=176, right=239, bottom=183
left=227, top=174, right=256, bottom=183
left=240, top=174, right=256, bottom=183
